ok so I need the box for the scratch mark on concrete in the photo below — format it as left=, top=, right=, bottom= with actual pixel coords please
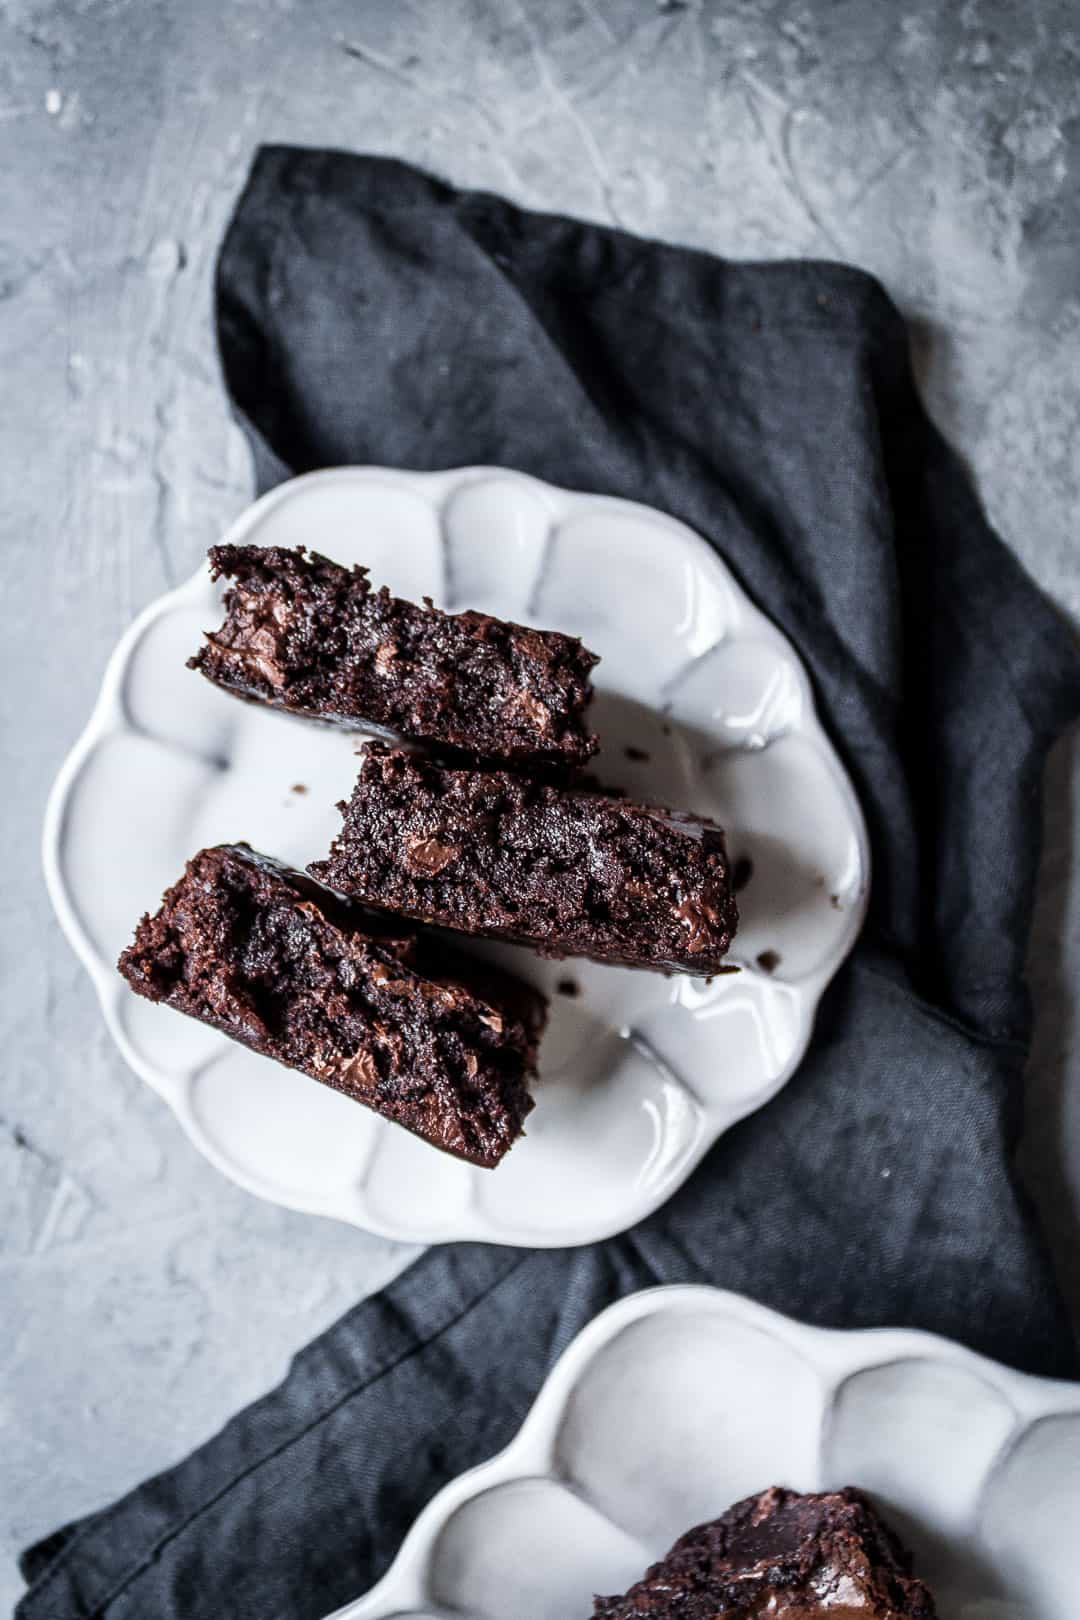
left=779, top=108, right=846, bottom=256
left=737, top=64, right=791, bottom=114
left=31, top=1171, right=92, bottom=1254
left=847, top=139, right=919, bottom=211
left=148, top=398, right=178, bottom=589
left=738, top=68, right=845, bottom=256
left=650, top=6, right=698, bottom=60
left=1, top=1115, right=99, bottom=1256
left=684, top=3, right=707, bottom=78
left=338, top=35, right=422, bottom=84
left=578, top=0, right=618, bottom=45
left=0, top=1210, right=202, bottom=1273
left=337, top=33, right=504, bottom=138
left=509, top=0, right=626, bottom=227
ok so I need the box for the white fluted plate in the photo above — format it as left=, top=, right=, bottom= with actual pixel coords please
left=329, top=1285, right=1080, bottom=1620
left=43, top=467, right=868, bottom=1246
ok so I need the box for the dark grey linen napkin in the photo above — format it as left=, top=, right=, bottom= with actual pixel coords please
left=20, top=146, right=1080, bottom=1620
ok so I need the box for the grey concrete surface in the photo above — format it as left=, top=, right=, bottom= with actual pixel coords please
left=2, top=0, right=1078, bottom=1609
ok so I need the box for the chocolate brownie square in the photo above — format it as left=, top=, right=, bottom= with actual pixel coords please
left=117, top=844, right=545, bottom=1167
left=311, top=745, right=738, bottom=975
left=591, top=1487, right=937, bottom=1618
left=189, top=544, right=598, bottom=770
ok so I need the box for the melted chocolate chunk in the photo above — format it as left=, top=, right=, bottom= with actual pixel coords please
left=311, top=745, right=738, bottom=975
left=189, top=544, right=599, bottom=770
left=117, top=844, right=545, bottom=1168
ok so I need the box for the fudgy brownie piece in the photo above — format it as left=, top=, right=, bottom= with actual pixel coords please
left=188, top=544, right=599, bottom=770
left=310, top=745, right=738, bottom=975
left=117, top=845, right=545, bottom=1168
left=592, top=1487, right=937, bottom=1618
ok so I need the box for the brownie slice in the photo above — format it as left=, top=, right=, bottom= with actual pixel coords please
left=310, top=745, right=738, bottom=975
left=117, top=845, right=545, bottom=1168
left=592, top=1487, right=937, bottom=1618
left=188, top=544, right=599, bottom=770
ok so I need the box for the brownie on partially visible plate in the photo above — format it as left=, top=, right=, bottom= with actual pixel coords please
left=310, top=744, right=739, bottom=975
left=188, top=543, right=599, bottom=771
left=591, top=1487, right=937, bottom=1618
left=117, top=844, right=545, bottom=1168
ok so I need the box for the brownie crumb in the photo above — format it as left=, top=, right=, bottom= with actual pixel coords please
left=756, top=949, right=781, bottom=973
left=732, top=855, right=754, bottom=892
left=556, top=977, right=580, bottom=998
left=623, top=745, right=650, bottom=762
left=290, top=783, right=308, bottom=795
left=830, top=893, right=843, bottom=909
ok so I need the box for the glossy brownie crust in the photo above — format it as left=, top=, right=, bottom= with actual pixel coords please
left=311, top=745, right=738, bottom=975
left=189, top=544, right=599, bottom=770
left=592, top=1487, right=937, bottom=1619
left=117, top=845, right=545, bottom=1167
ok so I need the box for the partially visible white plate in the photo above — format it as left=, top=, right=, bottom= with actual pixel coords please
left=43, top=466, right=868, bottom=1247
left=330, top=1286, right=1080, bottom=1620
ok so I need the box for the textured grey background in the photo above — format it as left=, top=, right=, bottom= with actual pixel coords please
left=2, top=0, right=1078, bottom=1609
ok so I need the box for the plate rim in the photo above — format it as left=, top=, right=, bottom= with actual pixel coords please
left=42, top=464, right=871, bottom=1246
left=327, top=1282, right=1080, bottom=1620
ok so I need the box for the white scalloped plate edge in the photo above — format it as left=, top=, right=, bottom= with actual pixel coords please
left=42, top=466, right=870, bottom=1247
left=329, top=1285, right=1080, bottom=1620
